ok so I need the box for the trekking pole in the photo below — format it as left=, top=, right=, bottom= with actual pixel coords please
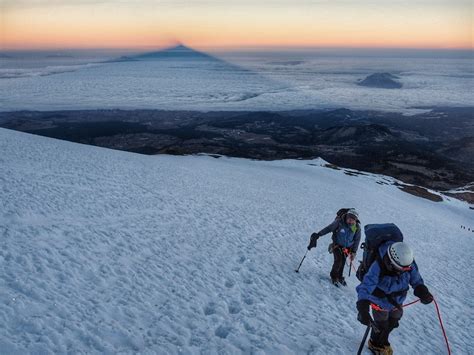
left=343, top=248, right=357, bottom=277
left=356, top=325, right=370, bottom=355
left=349, top=258, right=357, bottom=276
left=357, top=320, right=379, bottom=355
left=295, top=250, right=308, bottom=273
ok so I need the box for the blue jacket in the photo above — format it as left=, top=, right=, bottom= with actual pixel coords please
left=356, top=242, right=424, bottom=311
left=318, top=218, right=361, bottom=252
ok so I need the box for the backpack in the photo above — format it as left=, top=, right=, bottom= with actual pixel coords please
left=335, top=208, right=360, bottom=223
left=336, top=208, right=353, bottom=220
left=356, top=223, right=403, bottom=281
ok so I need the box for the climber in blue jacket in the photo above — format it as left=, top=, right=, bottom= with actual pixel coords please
left=356, top=242, right=433, bottom=355
left=308, top=208, right=361, bottom=286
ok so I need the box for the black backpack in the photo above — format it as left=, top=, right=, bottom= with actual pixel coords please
left=356, top=223, right=403, bottom=281
left=335, top=208, right=360, bottom=225
left=336, top=208, right=353, bottom=220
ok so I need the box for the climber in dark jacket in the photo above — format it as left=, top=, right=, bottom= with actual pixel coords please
left=356, top=241, right=433, bottom=355
left=307, top=208, right=361, bottom=286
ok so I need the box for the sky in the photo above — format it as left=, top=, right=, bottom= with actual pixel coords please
left=1, top=0, right=473, bottom=50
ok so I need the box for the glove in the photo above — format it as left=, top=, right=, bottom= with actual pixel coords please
left=414, top=284, right=433, bottom=305
left=356, top=300, right=371, bottom=326
left=307, top=233, right=319, bottom=250
left=328, top=242, right=334, bottom=254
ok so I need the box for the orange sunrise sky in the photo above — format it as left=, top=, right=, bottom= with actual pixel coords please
left=1, top=0, right=472, bottom=50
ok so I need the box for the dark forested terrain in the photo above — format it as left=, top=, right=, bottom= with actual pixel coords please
left=1, top=107, right=473, bottom=192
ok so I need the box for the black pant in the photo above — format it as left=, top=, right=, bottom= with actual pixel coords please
left=330, top=245, right=347, bottom=280
left=370, top=307, right=403, bottom=346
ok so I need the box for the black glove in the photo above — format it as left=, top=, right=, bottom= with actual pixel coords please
left=414, top=284, right=433, bottom=305
left=356, top=300, right=371, bottom=326
left=307, top=233, right=319, bottom=250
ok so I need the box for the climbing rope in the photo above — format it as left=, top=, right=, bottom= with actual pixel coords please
left=342, top=248, right=357, bottom=274
left=402, top=298, right=451, bottom=354
left=371, top=298, right=451, bottom=355
left=433, top=298, right=451, bottom=355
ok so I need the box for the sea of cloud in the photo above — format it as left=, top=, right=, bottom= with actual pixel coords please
left=0, top=51, right=472, bottom=114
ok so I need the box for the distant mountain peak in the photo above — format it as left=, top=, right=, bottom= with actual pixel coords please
left=132, top=44, right=214, bottom=61
left=357, top=72, right=402, bottom=89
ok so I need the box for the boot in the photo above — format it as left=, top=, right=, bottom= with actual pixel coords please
left=338, top=277, right=347, bottom=286
left=368, top=339, right=389, bottom=355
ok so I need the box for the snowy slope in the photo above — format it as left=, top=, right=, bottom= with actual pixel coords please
left=0, top=128, right=472, bottom=354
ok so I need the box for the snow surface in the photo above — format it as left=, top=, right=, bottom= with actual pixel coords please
left=0, top=128, right=473, bottom=354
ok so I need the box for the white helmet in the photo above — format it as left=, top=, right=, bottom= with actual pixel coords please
left=346, top=208, right=359, bottom=221
left=388, top=242, right=414, bottom=270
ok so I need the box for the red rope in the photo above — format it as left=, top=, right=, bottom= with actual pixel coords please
left=372, top=299, right=419, bottom=311
left=402, top=299, right=420, bottom=308
left=433, top=298, right=452, bottom=355
left=343, top=248, right=358, bottom=273
left=346, top=252, right=451, bottom=353
left=350, top=259, right=357, bottom=273
left=400, top=298, right=451, bottom=355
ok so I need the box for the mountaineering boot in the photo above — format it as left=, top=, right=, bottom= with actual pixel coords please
left=384, top=344, right=393, bottom=355
left=331, top=277, right=339, bottom=287
left=338, top=277, right=347, bottom=286
left=368, top=339, right=389, bottom=355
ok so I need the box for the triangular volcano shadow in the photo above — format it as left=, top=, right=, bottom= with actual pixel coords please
left=134, top=44, right=217, bottom=61
left=107, top=44, right=260, bottom=74
left=102, top=44, right=292, bottom=100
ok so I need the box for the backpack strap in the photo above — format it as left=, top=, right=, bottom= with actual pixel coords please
left=331, top=217, right=343, bottom=243
left=372, top=287, right=408, bottom=310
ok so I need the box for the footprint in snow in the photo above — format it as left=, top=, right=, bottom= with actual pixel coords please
left=225, top=279, right=235, bottom=288
left=243, top=321, right=256, bottom=334
left=228, top=301, right=241, bottom=314
left=246, top=262, right=257, bottom=272
left=203, top=302, right=217, bottom=316
left=215, top=325, right=232, bottom=339
left=243, top=277, right=253, bottom=285
left=242, top=295, right=254, bottom=305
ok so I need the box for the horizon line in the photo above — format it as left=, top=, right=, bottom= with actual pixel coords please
left=2, top=44, right=473, bottom=53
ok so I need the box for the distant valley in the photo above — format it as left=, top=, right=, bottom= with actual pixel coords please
left=1, top=107, right=473, bottom=197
